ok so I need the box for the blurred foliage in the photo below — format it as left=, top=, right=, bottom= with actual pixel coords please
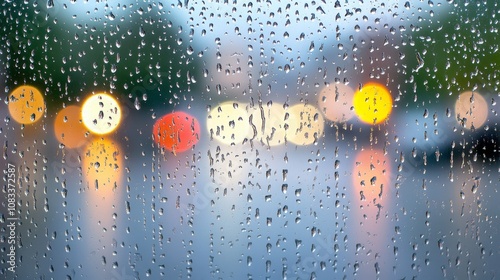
left=407, top=1, right=499, bottom=105
left=0, top=1, right=201, bottom=112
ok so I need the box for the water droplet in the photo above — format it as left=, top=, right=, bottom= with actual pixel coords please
left=134, top=97, right=141, bottom=110
left=139, top=27, right=146, bottom=37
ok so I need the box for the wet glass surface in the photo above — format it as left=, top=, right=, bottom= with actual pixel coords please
left=1, top=1, right=500, bottom=279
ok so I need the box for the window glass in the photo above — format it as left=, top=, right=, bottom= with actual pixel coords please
left=1, top=1, right=499, bottom=279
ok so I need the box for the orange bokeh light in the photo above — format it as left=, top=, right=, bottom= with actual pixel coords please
left=82, top=138, right=123, bottom=194
left=54, top=105, right=89, bottom=148
left=352, top=149, right=391, bottom=206
left=8, top=85, right=45, bottom=124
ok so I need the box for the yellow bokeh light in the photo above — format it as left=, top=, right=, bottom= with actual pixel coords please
left=82, top=138, right=123, bottom=194
left=454, top=91, right=488, bottom=130
left=81, top=93, right=122, bottom=135
left=8, top=85, right=45, bottom=124
left=287, top=104, right=324, bottom=145
left=246, top=102, right=288, bottom=146
left=54, top=105, right=89, bottom=149
left=352, top=149, right=391, bottom=205
left=317, top=83, right=355, bottom=122
left=352, top=83, right=392, bottom=125
left=207, top=102, right=250, bottom=145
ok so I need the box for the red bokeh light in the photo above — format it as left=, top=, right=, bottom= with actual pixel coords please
left=153, top=112, right=200, bottom=154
